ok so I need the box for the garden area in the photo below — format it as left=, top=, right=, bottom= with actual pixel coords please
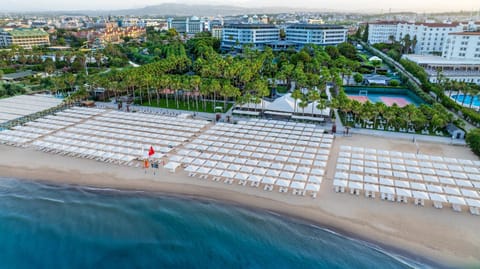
left=136, top=98, right=233, bottom=113
left=333, top=90, right=453, bottom=136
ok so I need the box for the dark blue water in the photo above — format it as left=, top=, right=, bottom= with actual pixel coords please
left=0, top=178, right=425, bottom=269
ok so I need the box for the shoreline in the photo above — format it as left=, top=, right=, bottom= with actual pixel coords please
left=2, top=174, right=440, bottom=269
left=0, top=135, right=479, bottom=268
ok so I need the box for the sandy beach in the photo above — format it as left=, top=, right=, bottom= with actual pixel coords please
left=0, top=134, right=479, bottom=268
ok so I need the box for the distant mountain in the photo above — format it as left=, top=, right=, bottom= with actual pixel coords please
left=108, top=3, right=300, bottom=17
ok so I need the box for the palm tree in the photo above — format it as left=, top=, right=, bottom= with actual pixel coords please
left=291, top=89, right=303, bottom=113
left=299, top=97, right=308, bottom=116
left=307, top=90, right=320, bottom=116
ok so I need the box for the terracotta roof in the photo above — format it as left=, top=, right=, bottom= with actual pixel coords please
left=369, top=21, right=406, bottom=25
left=448, top=31, right=480, bottom=36
left=411, top=22, right=460, bottom=27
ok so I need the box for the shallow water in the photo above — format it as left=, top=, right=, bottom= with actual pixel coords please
left=0, top=177, right=426, bottom=269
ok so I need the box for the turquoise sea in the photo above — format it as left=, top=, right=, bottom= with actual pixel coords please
left=0, top=177, right=432, bottom=269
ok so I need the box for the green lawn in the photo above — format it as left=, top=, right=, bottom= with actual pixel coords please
left=276, top=85, right=289, bottom=94
left=137, top=98, right=234, bottom=113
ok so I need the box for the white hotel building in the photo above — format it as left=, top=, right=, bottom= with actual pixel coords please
left=402, top=32, right=480, bottom=85
left=221, top=24, right=280, bottom=50
left=285, top=24, right=347, bottom=48
left=368, top=21, right=464, bottom=54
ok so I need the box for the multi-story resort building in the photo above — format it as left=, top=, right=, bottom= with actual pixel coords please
left=368, top=21, right=464, bottom=54
left=167, top=17, right=205, bottom=35
left=0, top=28, right=50, bottom=49
left=402, top=31, right=480, bottom=85
left=367, top=21, right=399, bottom=44
left=285, top=24, right=347, bottom=48
left=221, top=23, right=347, bottom=51
left=221, top=24, right=280, bottom=50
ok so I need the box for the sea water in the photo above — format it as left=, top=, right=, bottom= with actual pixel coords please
left=0, top=178, right=428, bottom=269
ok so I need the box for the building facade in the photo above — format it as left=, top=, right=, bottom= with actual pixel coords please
left=367, top=21, right=399, bottom=44
left=368, top=21, right=464, bottom=54
left=286, top=24, right=347, bottom=47
left=221, top=24, right=280, bottom=50
left=0, top=28, right=50, bottom=49
left=167, top=17, right=205, bottom=35
left=443, top=32, right=480, bottom=60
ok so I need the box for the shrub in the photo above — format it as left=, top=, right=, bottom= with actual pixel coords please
left=388, top=79, right=400, bottom=87
left=466, top=129, right=480, bottom=157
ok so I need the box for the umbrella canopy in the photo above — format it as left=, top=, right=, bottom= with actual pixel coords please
left=261, top=177, right=276, bottom=185
left=410, top=182, right=427, bottom=191
left=364, top=175, right=378, bottom=184
left=444, top=186, right=461, bottom=196
left=308, top=176, right=322, bottom=184
left=447, top=196, right=466, bottom=206
left=247, top=174, right=262, bottom=182
left=395, top=180, right=410, bottom=188
left=380, top=186, right=395, bottom=195
left=427, top=184, right=443, bottom=193
left=396, top=188, right=412, bottom=197
left=461, top=189, right=480, bottom=199
left=364, top=184, right=379, bottom=193
left=379, top=177, right=394, bottom=186
left=348, top=181, right=363, bottom=190
left=275, top=179, right=291, bottom=187
left=333, top=179, right=348, bottom=187
left=335, top=172, right=348, bottom=179
left=235, top=173, right=249, bottom=180
left=306, top=183, right=320, bottom=192
left=349, top=174, right=363, bottom=182
left=430, top=193, right=448, bottom=203
left=465, top=198, right=480, bottom=208
left=412, top=191, right=430, bottom=200
left=185, top=165, right=199, bottom=172
left=291, top=181, right=306, bottom=190
left=280, top=171, right=294, bottom=179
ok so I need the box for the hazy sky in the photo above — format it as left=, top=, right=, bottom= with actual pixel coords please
left=3, top=0, right=480, bottom=12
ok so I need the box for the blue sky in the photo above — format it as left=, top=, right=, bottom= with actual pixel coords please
left=3, top=0, right=479, bottom=12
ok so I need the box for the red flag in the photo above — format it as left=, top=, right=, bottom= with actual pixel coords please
left=148, top=146, right=155, bottom=157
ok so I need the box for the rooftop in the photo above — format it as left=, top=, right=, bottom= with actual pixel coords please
left=402, top=54, right=480, bottom=65
left=223, top=24, right=278, bottom=29
left=1, top=28, right=49, bottom=37
left=287, top=24, right=345, bottom=30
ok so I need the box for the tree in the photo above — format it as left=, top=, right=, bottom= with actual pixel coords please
left=43, top=58, right=55, bottom=74
left=353, top=73, right=363, bottom=84
left=466, top=128, right=480, bottom=157
left=291, top=89, right=303, bottom=113
left=307, top=90, right=320, bottom=115
left=362, top=24, right=369, bottom=42
left=299, top=97, right=308, bottom=116
left=337, top=42, right=357, bottom=60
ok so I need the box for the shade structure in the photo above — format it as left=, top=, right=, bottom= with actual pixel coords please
left=410, top=182, right=427, bottom=191
left=364, top=184, right=379, bottom=193
left=350, top=165, right=363, bottom=173
left=348, top=181, right=363, bottom=190
left=293, top=174, right=308, bottom=181
left=311, top=168, right=325, bottom=176
left=364, top=167, right=378, bottom=175
left=436, top=170, right=452, bottom=177
left=447, top=196, right=466, bottom=206
left=349, top=174, right=363, bottom=182
left=261, top=177, right=276, bottom=185
left=396, top=188, right=412, bottom=197
left=408, top=173, right=423, bottom=181
left=379, top=169, right=393, bottom=177
left=275, top=179, right=291, bottom=187
left=308, top=176, right=322, bottom=184
left=335, top=172, right=348, bottom=179
left=379, top=177, right=394, bottom=186
left=280, top=171, right=294, bottom=179
left=461, top=189, right=480, bottom=199
left=456, top=180, right=473, bottom=188
left=266, top=170, right=280, bottom=177
left=227, top=164, right=241, bottom=171
left=209, top=169, right=224, bottom=176
left=253, top=168, right=267, bottom=175
left=164, top=162, right=181, bottom=172
left=291, top=181, right=306, bottom=190
left=427, top=184, right=443, bottom=193
left=412, top=191, right=430, bottom=200
left=333, top=179, right=348, bottom=187
left=423, top=175, right=439, bottom=183
left=204, top=160, right=217, bottom=167
left=305, top=183, right=320, bottom=192
left=380, top=186, right=395, bottom=195
left=430, top=193, right=448, bottom=203
left=221, top=170, right=236, bottom=178
left=395, top=180, right=410, bottom=189
left=234, top=172, right=249, bottom=181
left=185, top=165, right=199, bottom=172
left=465, top=198, right=480, bottom=208
left=247, top=174, right=262, bottom=183
left=393, top=171, right=408, bottom=179
left=451, top=172, right=468, bottom=180
left=444, top=187, right=461, bottom=196
left=364, top=175, right=378, bottom=184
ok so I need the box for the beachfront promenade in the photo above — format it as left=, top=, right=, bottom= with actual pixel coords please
left=0, top=105, right=479, bottom=217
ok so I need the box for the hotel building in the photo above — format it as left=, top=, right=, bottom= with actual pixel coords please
left=0, top=28, right=50, bottom=49
left=286, top=24, right=347, bottom=48
left=221, top=24, right=280, bottom=50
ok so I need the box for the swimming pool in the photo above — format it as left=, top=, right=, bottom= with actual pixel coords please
left=451, top=95, right=480, bottom=107
left=344, top=87, right=424, bottom=107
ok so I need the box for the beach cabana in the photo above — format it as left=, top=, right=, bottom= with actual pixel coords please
left=364, top=184, right=379, bottom=198
left=380, top=186, right=395, bottom=201
left=276, top=179, right=291, bottom=193
left=234, top=172, right=249, bottom=185
left=305, top=183, right=320, bottom=198
left=412, top=191, right=429, bottom=206
left=164, top=161, right=180, bottom=173
left=430, top=193, right=448, bottom=209
left=348, top=181, right=363, bottom=195
left=261, top=177, right=276, bottom=191
left=333, top=179, right=347, bottom=193
left=447, top=196, right=466, bottom=212
left=395, top=188, right=412, bottom=203
left=465, top=199, right=480, bottom=215
left=247, top=174, right=262, bottom=187
left=291, top=181, right=306, bottom=195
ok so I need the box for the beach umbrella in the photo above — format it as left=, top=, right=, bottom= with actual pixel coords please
left=280, top=171, right=294, bottom=179
left=427, top=184, right=444, bottom=193
left=275, top=179, right=291, bottom=187
left=293, top=174, right=307, bottom=182
left=379, top=177, right=394, bottom=186
left=306, top=183, right=320, bottom=192
left=439, top=177, right=455, bottom=185
left=235, top=173, right=249, bottom=181
left=410, top=182, right=426, bottom=191
left=456, top=180, right=473, bottom=188
left=395, top=180, right=410, bottom=189
left=196, top=167, right=211, bottom=174
left=261, top=177, right=276, bottom=185
left=350, top=165, right=363, bottom=173
left=396, top=188, right=412, bottom=198
left=333, top=179, right=348, bottom=188
left=291, top=181, right=306, bottom=190
left=240, top=166, right=254, bottom=173
left=444, top=186, right=461, bottom=196
left=461, top=189, right=479, bottom=199
left=423, top=175, right=439, bottom=183
left=209, top=169, right=224, bottom=177
left=221, top=170, right=236, bottom=179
